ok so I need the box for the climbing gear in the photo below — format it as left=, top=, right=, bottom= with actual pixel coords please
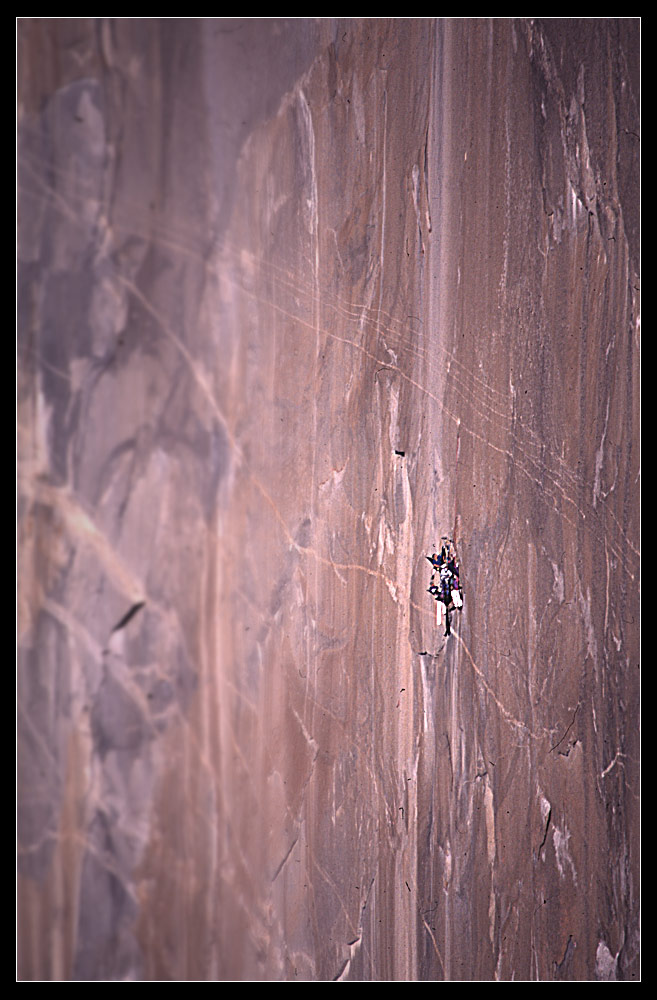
left=426, top=537, right=463, bottom=636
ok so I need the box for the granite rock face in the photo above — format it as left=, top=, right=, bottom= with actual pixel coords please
left=17, top=19, right=639, bottom=980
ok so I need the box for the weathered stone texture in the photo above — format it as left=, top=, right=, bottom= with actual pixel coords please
left=18, top=18, right=639, bottom=980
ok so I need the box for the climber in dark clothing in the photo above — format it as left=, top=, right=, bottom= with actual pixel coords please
left=426, top=538, right=463, bottom=636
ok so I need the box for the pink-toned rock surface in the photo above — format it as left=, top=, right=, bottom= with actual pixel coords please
left=17, top=18, right=639, bottom=980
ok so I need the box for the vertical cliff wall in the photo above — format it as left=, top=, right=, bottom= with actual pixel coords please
left=17, top=18, right=639, bottom=980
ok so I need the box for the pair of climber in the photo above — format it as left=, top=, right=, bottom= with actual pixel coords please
left=426, top=538, right=463, bottom=636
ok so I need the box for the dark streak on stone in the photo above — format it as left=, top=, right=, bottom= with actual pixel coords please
left=110, top=601, right=146, bottom=634
left=538, top=805, right=552, bottom=857
left=549, top=704, right=580, bottom=754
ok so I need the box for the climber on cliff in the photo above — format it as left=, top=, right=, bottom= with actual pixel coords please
left=426, top=537, right=463, bottom=636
